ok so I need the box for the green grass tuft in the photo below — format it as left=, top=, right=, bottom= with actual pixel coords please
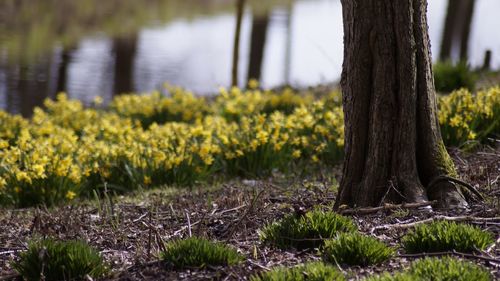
left=13, top=239, right=108, bottom=281
left=322, top=232, right=394, bottom=266
left=434, top=61, right=476, bottom=93
left=364, top=257, right=492, bottom=281
left=409, top=257, right=492, bottom=281
left=363, top=273, right=415, bottom=281
left=402, top=221, right=494, bottom=253
left=250, top=262, right=345, bottom=281
left=259, top=209, right=357, bottom=250
left=161, top=236, right=244, bottom=268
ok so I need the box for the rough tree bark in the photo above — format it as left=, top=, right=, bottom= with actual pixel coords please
left=334, top=0, right=468, bottom=209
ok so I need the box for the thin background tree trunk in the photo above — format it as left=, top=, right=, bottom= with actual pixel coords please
left=459, top=0, right=475, bottom=61
left=439, top=0, right=475, bottom=62
left=231, top=0, right=245, bottom=87
left=56, top=47, right=73, bottom=94
left=113, top=35, right=138, bottom=95
left=439, top=0, right=459, bottom=61
left=284, top=2, right=293, bottom=84
left=247, top=11, right=270, bottom=83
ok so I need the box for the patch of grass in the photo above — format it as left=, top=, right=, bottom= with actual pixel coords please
left=402, top=221, right=494, bottom=253
left=161, top=236, right=244, bottom=268
left=434, top=61, right=476, bottom=92
left=13, top=239, right=108, bottom=281
left=250, top=262, right=345, bottom=281
left=409, top=257, right=491, bottom=281
left=363, top=273, right=415, bottom=281
left=322, top=232, right=394, bottom=266
left=364, top=257, right=492, bottom=281
left=259, top=209, right=357, bottom=250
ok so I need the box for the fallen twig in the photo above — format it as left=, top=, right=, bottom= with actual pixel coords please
left=477, top=152, right=500, bottom=157
left=398, top=250, right=500, bottom=264
left=247, top=259, right=271, bottom=271
left=487, top=237, right=500, bottom=254
left=156, top=231, right=167, bottom=253
left=132, top=212, right=148, bottom=223
left=0, top=250, right=17, bottom=255
left=141, top=220, right=167, bottom=253
left=340, top=201, right=436, bottom=215
left=147, top=211, right=152, bottom=259
left=221, top=189, right=264, bottom=238
left=171, top=220, right=201, bottom=237
left=0, top=273, right=20, bottom=281
left=185, top=210, right=192, bottom=237
left=100, top=249, right=130, bottom=254
left=371, top=215, right=500, bottom=233
left=217, top=204, right=248, bottom=216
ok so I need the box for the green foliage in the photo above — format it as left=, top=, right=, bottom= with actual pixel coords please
left=364, top=257, right=492, bottom=281
left=161, top=237, right=244, bottom=268
left=434, top=61, right=476, bottom=93
left=402, top=221, right=494, bottom=254
left=363, top=273, right=416, bottom=281
left=322, top=232, right=394, bottom=266
left=259, top=210, right=357, bottom=250
left=13, top=239, right=108, bottom=281
left=250, top=262, right=345, bottom=281
left=0, top=175, right=80, bottom=208
left=409, top=257, right=491, bottom=281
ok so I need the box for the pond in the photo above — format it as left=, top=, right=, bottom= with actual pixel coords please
left=1, top=0, right=499, bottom=116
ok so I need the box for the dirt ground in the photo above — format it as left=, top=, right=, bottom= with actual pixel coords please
left=1, top=145, right=499, bottom=280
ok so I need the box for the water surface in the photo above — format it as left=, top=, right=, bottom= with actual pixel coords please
left=0, top=0, right=499, bottom=116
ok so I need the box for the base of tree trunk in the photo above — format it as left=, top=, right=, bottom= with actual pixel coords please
left=335, top=0, right=468, bottom=209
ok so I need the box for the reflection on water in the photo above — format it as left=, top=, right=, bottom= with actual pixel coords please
left=0, top=0, right=499, bottom=116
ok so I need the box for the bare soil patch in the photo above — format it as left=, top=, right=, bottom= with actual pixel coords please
left=1, top=146, right=499, bottom=280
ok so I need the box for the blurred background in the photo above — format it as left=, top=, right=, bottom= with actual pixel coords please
left=0, top=0, right=499, bottom=116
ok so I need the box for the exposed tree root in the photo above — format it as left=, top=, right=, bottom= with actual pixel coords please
left=427, top=175, right=485, bottom=201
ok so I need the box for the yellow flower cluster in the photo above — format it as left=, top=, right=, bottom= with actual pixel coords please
left=0, top=86, right=498, bottom=207
left=0, top=111, right=28, bottom=142
left=216, top=86, right=315, bottom=120
left=111, top=86, right=211, bottom=127
left=438, top=87, right=500, bottom=146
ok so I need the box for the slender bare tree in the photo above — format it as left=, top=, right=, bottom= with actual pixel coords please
left=231, top=0, right=245, bottom=87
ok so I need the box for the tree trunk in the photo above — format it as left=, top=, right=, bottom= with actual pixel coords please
left=231, top=0, right=245, bottom=87
left=459, top=0, right=475, bottom=61
left=439, top=0, right=459, bottom=61
left=56, top=47, right=73, bottom=94
left=113, top=34, right=138, bottom=95
left=335, top=0, right=467, bottom=209
left=247, top=11, right=270, bottom=83
left=439, top=0, right=475, bottom=62
left=283, top=2, right=293, bottom=85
